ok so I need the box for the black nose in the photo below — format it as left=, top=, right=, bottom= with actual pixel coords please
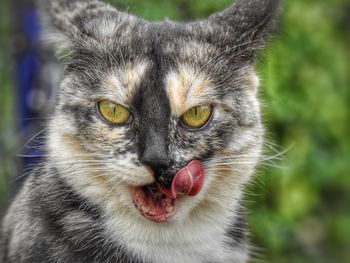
left=140, top=148, right=171, bottom=169
left=139, top=129, right=171, bottom=170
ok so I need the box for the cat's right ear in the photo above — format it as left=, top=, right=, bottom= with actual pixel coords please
left=37, top=0, right=126, bottom=58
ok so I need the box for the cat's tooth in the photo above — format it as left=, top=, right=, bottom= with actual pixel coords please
left=142, top=206, right=150, bottom=213
left=165, top=206, right=174, bottom=213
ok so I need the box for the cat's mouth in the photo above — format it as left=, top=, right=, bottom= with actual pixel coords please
left=129, top=183, right=176, bottom=222
left=129, top=160, right=205, bottom=222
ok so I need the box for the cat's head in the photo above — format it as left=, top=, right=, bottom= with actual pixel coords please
left=41, top=0, right=279, bottom=224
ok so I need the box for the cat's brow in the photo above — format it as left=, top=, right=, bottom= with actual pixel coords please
left=165, top=65, right=214, bottom=117
left=100, top=60, right=150, bottom=105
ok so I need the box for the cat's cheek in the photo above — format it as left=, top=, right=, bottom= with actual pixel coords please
left=49, top=113, right=78, bottom=138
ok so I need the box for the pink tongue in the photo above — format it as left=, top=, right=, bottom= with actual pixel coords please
left=159, top=160, right=205, bottom=199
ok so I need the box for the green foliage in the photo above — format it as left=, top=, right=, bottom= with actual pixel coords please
left=0, top=0, right=349, bottom=262
left=251, top=1, right=350, bottom=262
left=0, top=0, right=15, bottom=205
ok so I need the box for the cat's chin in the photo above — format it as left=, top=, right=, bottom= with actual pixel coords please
left=128, top=183, right=178, bottom=222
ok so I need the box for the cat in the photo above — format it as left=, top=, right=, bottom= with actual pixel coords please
left=0, top=0, right=280, bottom=262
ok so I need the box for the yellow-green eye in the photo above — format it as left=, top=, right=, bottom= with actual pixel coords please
left=97, top=100, right=131, bottom=125
left=181, top=105, right=212, bottom=129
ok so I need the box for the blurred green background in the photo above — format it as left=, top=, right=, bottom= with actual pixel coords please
left=0, top=0, right=349, bottom=262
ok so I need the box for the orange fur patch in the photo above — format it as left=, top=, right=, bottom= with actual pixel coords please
left=165, top=65, right=214, bottom=117
left=102, top=60, right=150, bottom=106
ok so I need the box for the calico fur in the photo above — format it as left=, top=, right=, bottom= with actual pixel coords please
left=1, top=0, right=280, bottom=262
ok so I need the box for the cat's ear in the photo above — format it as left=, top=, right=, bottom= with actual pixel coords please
left=207, top=0, right=280, bottom=51
left=38, top=0, right=127, bottom=57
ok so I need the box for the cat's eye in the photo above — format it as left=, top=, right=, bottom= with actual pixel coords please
left=97, top=100, right=131, bottom=125
left=181, top=105, right=212, bottom=129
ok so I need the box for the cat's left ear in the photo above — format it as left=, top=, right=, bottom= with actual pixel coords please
left=207, top=0, right=281, bottom=51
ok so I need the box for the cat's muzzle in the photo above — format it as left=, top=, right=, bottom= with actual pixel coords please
left=129, top=160, right=205, bottom=222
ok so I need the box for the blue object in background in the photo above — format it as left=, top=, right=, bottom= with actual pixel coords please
left=16, top=7, right=44, bottom=176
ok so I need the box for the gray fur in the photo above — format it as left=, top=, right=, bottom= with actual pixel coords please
left=1, top=0, right=280, bottom=262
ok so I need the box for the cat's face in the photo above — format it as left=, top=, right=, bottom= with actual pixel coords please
left=44, top=0, right=278, bottom=224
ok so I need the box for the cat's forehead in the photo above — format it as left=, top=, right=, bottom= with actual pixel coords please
left=97, top=31, right=229, bottom=114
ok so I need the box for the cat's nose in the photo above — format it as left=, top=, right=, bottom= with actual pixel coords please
left=139, top=129, right=171, bottom=170
left=140, top=148, right=171, bottom=169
